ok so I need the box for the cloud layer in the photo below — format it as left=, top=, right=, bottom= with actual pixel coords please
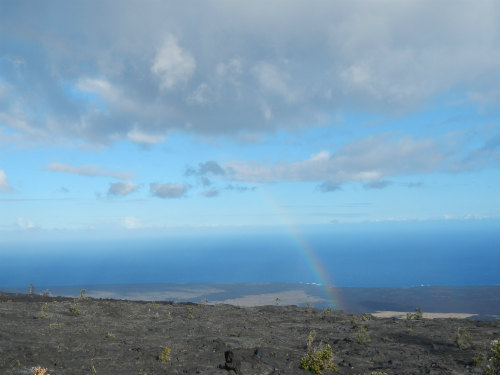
left=44, top=163, right=134, bottom=180
left=0, top=1, right=498, bottom=145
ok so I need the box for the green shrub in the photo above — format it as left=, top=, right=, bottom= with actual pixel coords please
left=356, top=326, right=370, bottom=344
left=483, top=339, right=500, bottom=375
left=69, top=301, right=80, bottom=316
left=455, top=327, right=473, bottom=349
left=300, top=330, right=338, bottom=374
left=40, top=303, right=49, bottom=319
left=158, top=347, right=171, bottom=362
left=406, top=308, right=423, bottom=320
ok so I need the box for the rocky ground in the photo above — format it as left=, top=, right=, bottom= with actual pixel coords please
left=0, top=291, right=498, bottom=375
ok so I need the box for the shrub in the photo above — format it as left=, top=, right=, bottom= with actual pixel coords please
left=356, top=326, right=370, bottom=344
left=158, top=347, right=171, bottom=362
left=33, top=366, right=49, bottom=375
left=69, top=301, right=80, bottom=316
left=455, top=327, right=473, bottom=349
left=40, top=303, right=49, bottom=319
left=406, top=308, right=423, bottom=320
left=300, top=330, right=338, bottom=374
left=483, top=339, right=500, bottom=375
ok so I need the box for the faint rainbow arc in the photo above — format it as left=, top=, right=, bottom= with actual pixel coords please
left=260, top=189, right=341, bottom=310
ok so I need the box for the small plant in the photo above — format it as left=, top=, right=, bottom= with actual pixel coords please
left=158, top=347, right=171, bottom=362
left=69, top=301, right=81, bottom=316
left=186, top=307, right=195, bottom=320
left=49, top=323, right=63, bottom=329
left=350, top=316, right=359, bottom=327
left=151, top=301, right=159, bottom=311
left=371, top=372, right=388, bottom=375
left=406, top=308, right=423, bottom=320
left=300, top=330, right=338, bottom=374
left=40, top=303, right=50, bottom=319
left=167, top=311, right=173, bottom=321
left=356, top=326, right=370, bottom=344
left=305, top=303, right=313, bottom=313
left=29, top=284, right=35, bottom=296
left=473, top=352, right=488, bottom=367
left=33, top=366, right=49, bottom=375
left=90, top=363, right=97, bottom=374
left=106, top=332, right=115, bottom=339
left=455, top=327, right=473, bottom=349
left=361, top=313, right=373, bottom=321
left=482, top=339, right=500, bottom=375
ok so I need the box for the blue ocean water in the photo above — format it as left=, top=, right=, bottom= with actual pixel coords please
left=1, top=220, right=499, bottom=288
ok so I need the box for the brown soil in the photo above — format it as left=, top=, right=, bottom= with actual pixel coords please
left=0, top=291, right=498, bottom=375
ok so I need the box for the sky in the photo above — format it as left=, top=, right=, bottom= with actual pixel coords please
left=0, top=1, right=499, bottom=241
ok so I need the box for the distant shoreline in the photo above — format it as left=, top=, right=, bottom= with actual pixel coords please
left=1, top=283, right=498, bottom=320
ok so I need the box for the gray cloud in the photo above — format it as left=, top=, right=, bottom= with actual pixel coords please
left=44, top=162, right=134, bottom=180
left=186, top=161, right=225, bottom=177
left=406, top=182, right=424, bottom=188
left=224, top=135, right=444, bottom=185
left=225, top=184, right=256, bottom=192
left=107, top=181, right=139, bottom=196
left=150, top=182, right=190, bottom=199
left=363, top=180, right=392, bottom=190
left=202, top=189, right=219, bottom=198
left=0, top=1, right=497, bottom=145
left=318, top=181, right=342, bottom=192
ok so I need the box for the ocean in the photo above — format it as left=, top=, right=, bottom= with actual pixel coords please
left=1, top=220, right=499, bottom=289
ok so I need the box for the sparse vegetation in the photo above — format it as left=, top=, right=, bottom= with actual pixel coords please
left=300, top=330, right=338, bottom=374
left=69, top=301, right=81, bottom=316
left=158, top=347, right=171, bottom=362
left=80, top=289, right=89, bottom=300
left=406, top=308, right=423, bottom=320
left=455, top=327, right=473, bottom=349
left=186, top=307, right=195, bottom=319
left=482, top=339, right=500, bottom=375
left=356, top=325, right=370, bottom=344
left=32, top=366, right=49, bottom=375
left=40, top=303, right=49, bottom=319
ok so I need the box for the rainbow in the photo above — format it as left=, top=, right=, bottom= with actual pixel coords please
left=260, top=189, right=342, bottom=310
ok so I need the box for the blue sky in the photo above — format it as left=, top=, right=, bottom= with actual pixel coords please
left=0, top=1, right=499, bottom=241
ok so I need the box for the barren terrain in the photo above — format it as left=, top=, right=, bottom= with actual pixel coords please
left=1, top=291, right=499, bottom=375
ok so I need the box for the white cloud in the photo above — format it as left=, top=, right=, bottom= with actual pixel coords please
left=151, top=34, right=196, bottom=90
left=108, top=181, right=139, bottom=196
left=121, top=216, right=143, bottom=229
left=0, top=170, right=14, bottom=193
left=44, top=162, right=135, bottom=180
left=126, top=127, right=165, bottom=145
left=17, top=217, right=36, bottom=230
